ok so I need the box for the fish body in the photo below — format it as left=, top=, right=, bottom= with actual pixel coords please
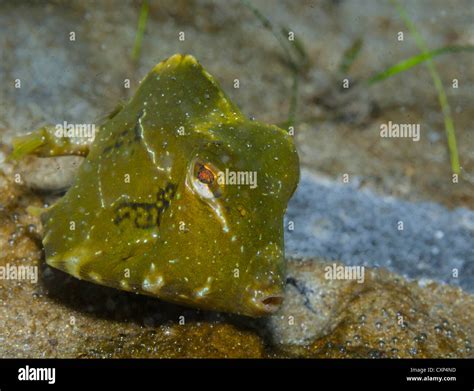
left=34, top=54, right=299, bottom=317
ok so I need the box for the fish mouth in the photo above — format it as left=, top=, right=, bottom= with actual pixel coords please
left=259, top=295, right=285, bottom=312
left=245, top=289, right=285, bottom=317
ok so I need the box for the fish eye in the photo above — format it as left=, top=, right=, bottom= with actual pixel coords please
left=196, top=164, right=215, bottom=185
left=189, top=159, right=222, bottom=199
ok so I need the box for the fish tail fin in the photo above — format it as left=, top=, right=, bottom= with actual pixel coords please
left=9, top=131, right=46, bottom=161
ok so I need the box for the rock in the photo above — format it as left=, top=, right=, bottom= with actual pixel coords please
left=267, top=260, right=356, bottom=346
left=17, top=155, right=84, bottom=193
left=267, top=259, right=474, bottom=358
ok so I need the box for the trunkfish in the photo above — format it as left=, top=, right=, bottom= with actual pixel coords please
left=11, top=54, right=300, bottom=317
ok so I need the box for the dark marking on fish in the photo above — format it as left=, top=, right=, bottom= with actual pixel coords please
left=113, top=183, right=177, bottom=229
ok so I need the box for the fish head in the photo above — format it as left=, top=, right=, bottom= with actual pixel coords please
left=155, top=121, right=299, bottom=317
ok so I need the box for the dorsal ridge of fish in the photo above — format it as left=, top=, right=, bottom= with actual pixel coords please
left=125, top=54, right=245, bottom=134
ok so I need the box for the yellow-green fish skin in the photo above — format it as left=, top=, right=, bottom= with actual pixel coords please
left=40, top=54, right=300, bottom=317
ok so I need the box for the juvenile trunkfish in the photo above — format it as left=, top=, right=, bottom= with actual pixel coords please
left=11, top=54, right=300, bottom=317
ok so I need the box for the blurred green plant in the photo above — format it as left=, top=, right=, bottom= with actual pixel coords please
left=132, top=0, right=149, bottom=62
left=241, top=0, right=310, bottom=129
left=339, top=38, right=363, bottom=74
left=391, top=0, right=461, bottom=175
left=367, top=45, right=474, bottom=85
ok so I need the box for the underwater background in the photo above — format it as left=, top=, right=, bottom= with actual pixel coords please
left=0, top=0, right=473, bottom=358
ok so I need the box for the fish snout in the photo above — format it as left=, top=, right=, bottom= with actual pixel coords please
left=240, top=242, right=286, bottom=317
left=244, top=285, right=285, bottom=316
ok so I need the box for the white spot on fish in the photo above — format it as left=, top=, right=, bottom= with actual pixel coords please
left=142, top=274, right=164, bottom=294
left=88, top=272, right=102, bottom=283
left=194, top=277, right=214, bottom=298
